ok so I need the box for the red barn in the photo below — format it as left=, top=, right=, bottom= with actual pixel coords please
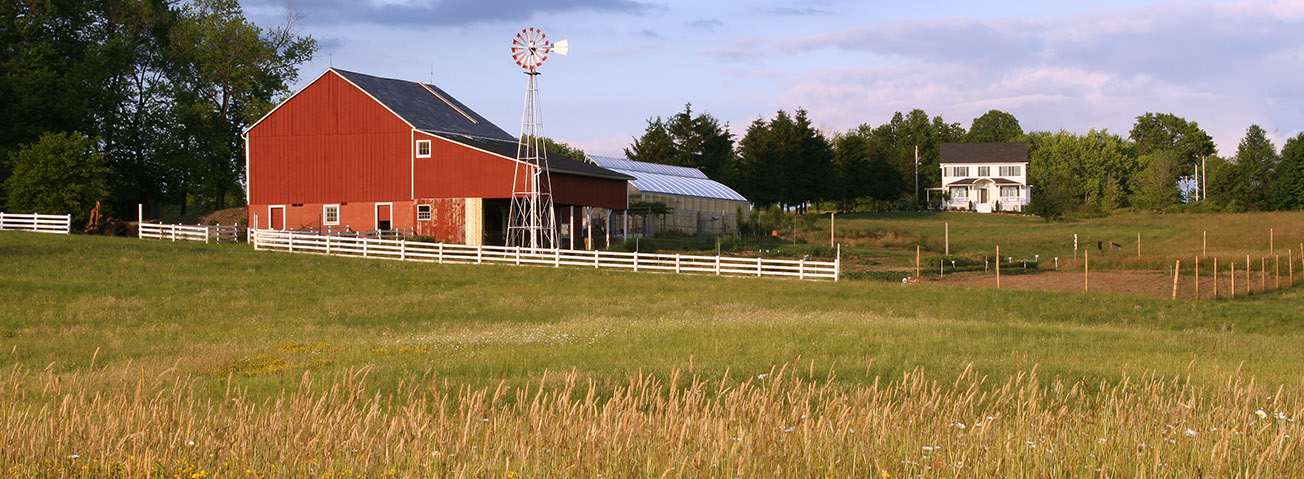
left=243, top=68, right=630, bottom=247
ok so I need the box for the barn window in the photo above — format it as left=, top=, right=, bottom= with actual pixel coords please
left=416, top=140, right=432, bottom=158
left=323, top=205, right=340, bottom=225
left=417, top=204, right=431, bottom=221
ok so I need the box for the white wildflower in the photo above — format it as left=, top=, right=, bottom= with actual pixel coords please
left=1255, top=409, right=1268, bottom=419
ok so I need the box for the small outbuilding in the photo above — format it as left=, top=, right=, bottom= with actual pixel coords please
left=243, top=68, right=631, bottom=247
left=587, top=155, right=748, bottom=237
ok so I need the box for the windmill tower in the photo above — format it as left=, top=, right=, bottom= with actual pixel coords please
left=507, top=28, right=568, bottom=249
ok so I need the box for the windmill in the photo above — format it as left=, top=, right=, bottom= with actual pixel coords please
left=507, top=28, right=569, bottom=249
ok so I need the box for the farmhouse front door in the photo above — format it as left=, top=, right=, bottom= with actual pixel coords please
left=978, top=188, right=989, bottom=204
left=376, top=204, right=392, bottom=231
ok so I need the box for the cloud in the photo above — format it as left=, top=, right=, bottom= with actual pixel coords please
left=245, top=0, right=661, bottom=27
left=769, top=6, right=834, bottom=16
left=687, top=18, right=723, bottom=30
left=764, top=0, right=1304, bottom=154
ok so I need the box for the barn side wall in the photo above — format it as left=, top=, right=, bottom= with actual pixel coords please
left=247, top=71, right=412, bottom=205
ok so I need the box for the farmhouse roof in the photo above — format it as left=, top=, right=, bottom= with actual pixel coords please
left=588, top=155, right=748, bottom=202
left=940, top=142, right=1028, bottom=164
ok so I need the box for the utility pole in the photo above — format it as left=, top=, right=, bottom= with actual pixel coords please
left=914, top=145, right=920, bottom=210
left=1202, top=155, right=1207, bottom=201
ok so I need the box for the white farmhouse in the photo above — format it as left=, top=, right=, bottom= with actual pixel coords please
left=932, top=142, right=1030, bottom=213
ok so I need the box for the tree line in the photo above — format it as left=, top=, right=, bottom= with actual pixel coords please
left=625, top=105, right=1304, bottom=217
left=1, top=0, right=315, bottom=223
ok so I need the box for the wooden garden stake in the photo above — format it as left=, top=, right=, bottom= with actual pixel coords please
left=1246, top=254, right=1252, bottom=294
left=996, top=245, right=1001, bottom=289
left=1084, top=249, right=1089, bottom=292
left=1261, top=257, right=1267, bottom=291
left=916, top=245, right=921, bottom=280
left=1172, top=260, right=1180, bottom=300
left=1230, top=261, right=1236, bottom=299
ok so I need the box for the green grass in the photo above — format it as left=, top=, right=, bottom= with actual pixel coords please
left=2, top=228, right=1303, bottom=402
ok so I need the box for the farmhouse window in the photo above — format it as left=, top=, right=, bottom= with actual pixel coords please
left=1000, top=186, right=1020, bottom=197
left=999, top=165, right=1021, bottom=176
left=977, top=166, right=990, bottom=176
left=323, top=205, right=340, bottom=225
left=949, top=187, right=968, bottom=199
left=952, top=166, right=969, bottom=177
left=417, top=204, right=431, bottom=221
left=416, top=140, right=432, bottom=158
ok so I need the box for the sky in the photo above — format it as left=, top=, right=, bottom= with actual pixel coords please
left=241, top=0, right=1304, bottom=159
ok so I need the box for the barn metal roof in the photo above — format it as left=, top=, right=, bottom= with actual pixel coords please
left=334, top=69, right=517, bottom=141
left=588, top=155, right=748, bottom=202
left=439, top=135, right=634, bottom=181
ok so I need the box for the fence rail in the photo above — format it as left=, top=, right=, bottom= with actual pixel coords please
left=0, top=212, right=70, bottom=234
left=139, top=223, right=242, bottom=243
left=250, top=229, right=838, bottom=281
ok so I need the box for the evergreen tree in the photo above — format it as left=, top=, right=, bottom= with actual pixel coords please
left=626, top=103, right=736, bottom=183
left=624, top=117, right=675, bottom=164
left=1271, top=133, right=1304, bottom=210
left=1231, top=125, right=1278, bottom=210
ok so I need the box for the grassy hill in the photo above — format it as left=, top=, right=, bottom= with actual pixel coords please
left=2, top=223, right=1303, bottom=476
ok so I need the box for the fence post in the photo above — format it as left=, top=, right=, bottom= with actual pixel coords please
left=364, top=237, right=369, bottom=258
left=716, top=254, right=721, bottom=276
left=137, top=204, right=143, bottom=239
left=594, top=249, right=599, bottom=269
left=438, top=243, right=444, bottom=264
left=555, top=248, right=560, bottom=267
left=515, top=246, right=521, bottom=266
left=289, top=233, right=294, bottom=253
left=757, top=256, right=762, bottom=277
left=477, top=244, right=483, bottom=264
left=835, top=244, right=841, bottom=282
left=326, top=234, right=332, bottom=255
left=675, top=254, right=681, bottom=274
left=634, top=251, right=639, bottom=272
left=170, top=225, right=176, bottom=242
left=1172, top=260, right=1180, bottom=300
left=401, top=239, right=407, bottom=261
left=799, top=258, right=805, bottom=280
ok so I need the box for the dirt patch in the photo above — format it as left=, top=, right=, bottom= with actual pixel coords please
left=172, top=207, right=246, bottom=226
left=937, top=269, right=1272, bottom=300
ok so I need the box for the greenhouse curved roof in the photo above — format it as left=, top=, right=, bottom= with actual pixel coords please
left=588, top=155, right=748, bottom=202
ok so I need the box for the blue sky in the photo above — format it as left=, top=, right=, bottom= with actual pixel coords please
left=242, top=0, right=1304, bottom=158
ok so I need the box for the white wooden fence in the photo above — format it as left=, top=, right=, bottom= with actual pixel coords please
left=139, top=223, right=242, bottom=243
left=250, top=229, right=839, bottom=281
left=0, top=212, right=70, bottom=234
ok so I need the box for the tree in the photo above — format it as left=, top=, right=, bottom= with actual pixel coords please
left=735, top=109, right=833, bottom=211
left=866, top=109, right=965, bottom=208
left=1203, top=156, right=1246, bottom=212
left=542, top=137, right=586, bottom=161
left=966, top=110, right=1023, bottom=143
left=168, top=0, right=315, bottom=210
left=1025, top=129, right=1136, bottom=214
left=625, top=103, right=737, bottom=183
left=1130, top=152, right=1181, bottom=211
left=1231, top=124, right=1278, bottom=210
left=1129, top=112, right=1215, bottom=180
left=4, top=132, right=110, bottom=223
left=1271, top=133, right=1304, bottom=210
left=625, top=117, right=675, bottom=164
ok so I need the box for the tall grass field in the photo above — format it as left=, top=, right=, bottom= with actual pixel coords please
left=2, top=210, right=1303, bottom=477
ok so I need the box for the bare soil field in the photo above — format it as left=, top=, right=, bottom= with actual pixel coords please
left=939, top=269, right=1288, bottom=299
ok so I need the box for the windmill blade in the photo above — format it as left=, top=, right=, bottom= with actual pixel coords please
left=551, top=39, right=569, bottom=56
